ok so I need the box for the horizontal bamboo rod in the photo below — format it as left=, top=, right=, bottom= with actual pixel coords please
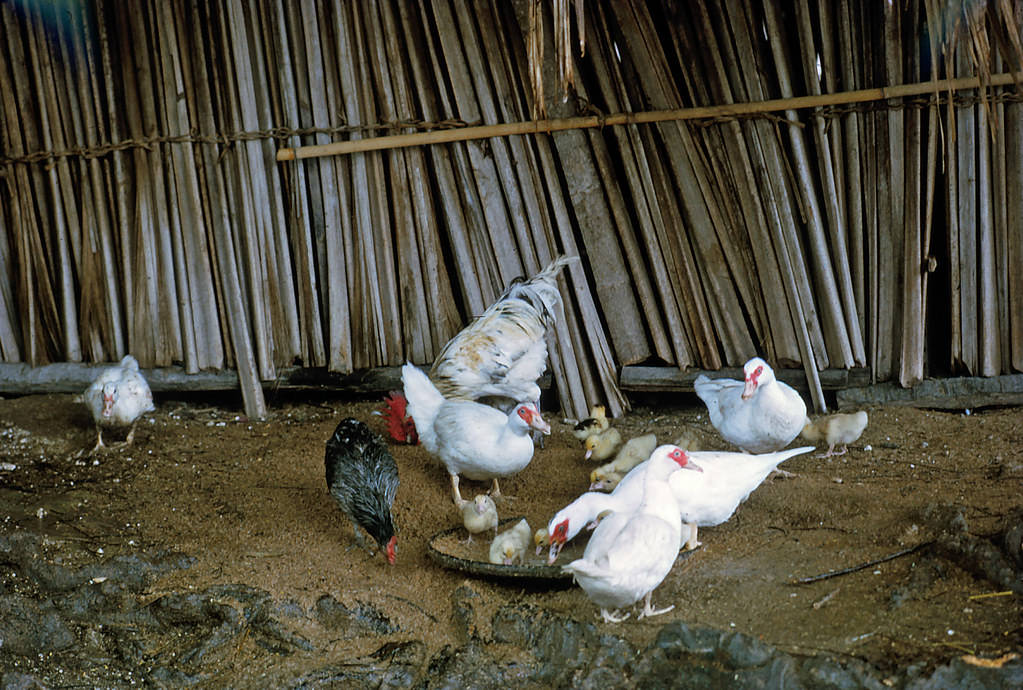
left=276, top=71, right=1022, bottom=161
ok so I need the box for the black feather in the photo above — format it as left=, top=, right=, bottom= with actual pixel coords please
left=325, top=418, right=399, bottom=554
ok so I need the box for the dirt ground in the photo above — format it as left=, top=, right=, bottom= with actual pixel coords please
left=0, top=389, right=1021, bottom=683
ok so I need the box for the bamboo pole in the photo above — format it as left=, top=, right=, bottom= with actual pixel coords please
left=720, top=0, right=826, bottom=409
left=956, top=48, right=978, bottom=373
left=270, top=0, right=326, bottom=368
left=977, top=93, right=999, bottom=376
left=94, top=0, right=135, bottom=356
left=71, top=0, right=125, bottom=362
left=900, top=0, right=925, bottom=387
left=154, top=0, right=200, bottom=375
left=483, top=0, right=591, bottom=415
left=763, top=0, right=854, bottom=369
left=838, top=0, right=866, bottom=333
left=1007, top=96, right=1023, bottom=371
left=276, top=72, right=1023, bottom=161
left=992, top=51, right=1010, bottom=373
left=585, top=2, right=677, bottom=364
left=398, top=2, right=489, bottom=322
left=184, top=0, right=265, bottom=419
left=25, top=0, right=82, bottom=363
left=794, top=0, right=865, bottom=366
left=676, top=0, right=793, bottom=365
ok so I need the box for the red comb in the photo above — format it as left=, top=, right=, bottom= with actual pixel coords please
left=380, top=391, right=418, bottom=444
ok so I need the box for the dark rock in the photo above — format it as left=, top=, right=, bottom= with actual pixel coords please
left=905, top=658, right=1023, bottom=690
left=1, top=672, right=49, bottom=690
left=290, top=641, right=425, bottom=689
left=800, top=655, right=889, bottom=690
left=928, top=505, right=1023, bottom=595
left=313, top=594, right=395, bottom=637
left=450, top=585, right=482, bottom=642
left=419, top=641, right=508, bottom=689
left=1002, top=514, right=1023, bottom=568
left=0, top=594, right=75, bottom=656
left=149, top=665, right=208, bottom=687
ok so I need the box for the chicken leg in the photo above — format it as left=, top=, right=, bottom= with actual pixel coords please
left=450, top=474, right=467, bottom=508
left=600, top=608, right=630, bottom=623
left=682, top=522, right=701, bottom=551
left=637, top=591, right=674, bottom=620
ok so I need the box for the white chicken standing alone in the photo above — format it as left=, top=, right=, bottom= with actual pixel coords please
left=401, top=363, right=551, bottom=506
left=78, top=355, right=155, bottom=455
left=563, top=445, right=692, bottom=623
left=694, top=357, right=808, bottom=453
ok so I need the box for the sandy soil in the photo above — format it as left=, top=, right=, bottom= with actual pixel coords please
left=0, top=390, right=1020, bottom=681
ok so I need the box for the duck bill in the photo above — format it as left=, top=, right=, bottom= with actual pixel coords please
left=685, top=460, right=704, bottom=473
left=531, top=416, right=552, bottom=435
left=583, top=448, right=593, bottom=461
left=741, top=378, right=757, bottom=400
left=547, top=540, right=564, bottom=565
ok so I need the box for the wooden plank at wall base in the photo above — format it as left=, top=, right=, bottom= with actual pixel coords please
left=836, top=374, right=1023, bottom=410
left=0, top=363, right=549, bottom=397
left=619, top=365, right=872, bottom=393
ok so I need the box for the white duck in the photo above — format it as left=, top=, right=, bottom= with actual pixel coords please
left=79, top=355, right=155, bottom=454
left=562, top=445, right=689, bottom=623
left=694, top=357, right=808, bottom=453
left=545, top=446, right=703, bottom=564
left=401, top=363, right=550, bottom=506
left=613, top=445, right=814, bottom=551
left=429, top=255, right=577, bottom=408
left=545, top=445, right=812, bottom=562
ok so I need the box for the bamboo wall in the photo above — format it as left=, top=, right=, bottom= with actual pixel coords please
left=0, top=0, right=1021, bottom=420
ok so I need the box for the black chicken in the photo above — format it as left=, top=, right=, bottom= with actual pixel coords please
left=325, top=418, right=399, bottom=564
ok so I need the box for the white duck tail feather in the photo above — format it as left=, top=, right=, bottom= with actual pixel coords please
left=401, top=363, right=444, bottom=455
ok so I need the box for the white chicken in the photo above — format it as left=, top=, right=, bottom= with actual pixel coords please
left=589, top=433, right=657, bottom=490
left=401, top=363, right=551, bottom=506
left=429, top=255, right=577, bottom=409
left=562, top=445, right=690, bottom=623
left=489, top=518, right=532, bottom=565
left=801, top=410, right=869, bottom=458
left=694, top=357, right=808, bottom=453
left=461, top=494, right=499, bottom=542
left=78, top=355, right=155, bottom=454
